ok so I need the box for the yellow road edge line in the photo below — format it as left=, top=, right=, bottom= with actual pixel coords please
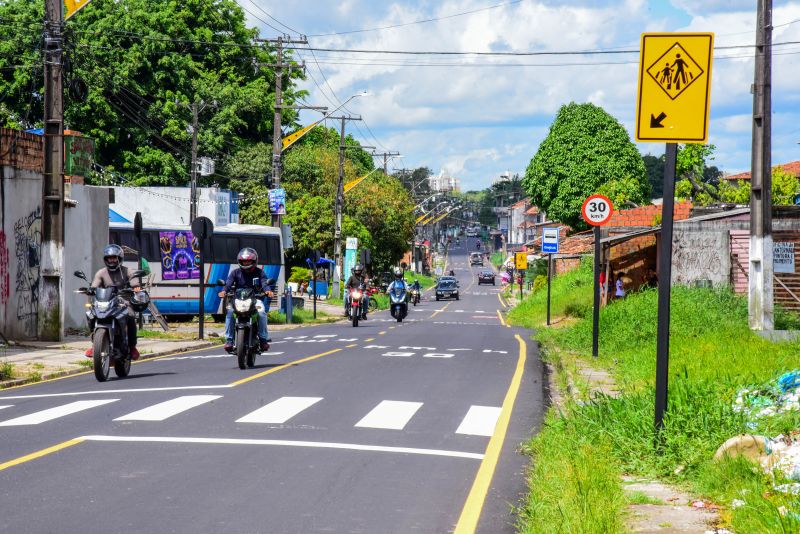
left=228, top=348, right=342, bottom=387
left=454, top=334, right=527, bottom=534
left=496, top=310, right=507, bottom=327
left=497, top=293, right=507, bottom=308
left=378, top=331, right=387, bottom=335
left=430, top=301, right=451, bottom=319
left=0, top=437, right=85, bottom=472
left=0, top=343, right=218, bottom=392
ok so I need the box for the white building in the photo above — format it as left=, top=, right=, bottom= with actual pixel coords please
left=108, top=186, right=240, bottom=227
left=428, top=169, right=461, bottom=193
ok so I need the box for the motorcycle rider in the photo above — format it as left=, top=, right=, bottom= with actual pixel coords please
left=84, top=244, right=141, bottom=360
left=219, top=248, right=274, bottom=353
left=387, top=267, right=408, bottom=294
left=344, top=263, right=368, bottom=319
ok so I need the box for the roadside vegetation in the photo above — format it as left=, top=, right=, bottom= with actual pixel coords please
left=511, top=260, right=800, bottom=533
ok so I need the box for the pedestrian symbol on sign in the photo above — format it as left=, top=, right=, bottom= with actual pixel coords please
left=646, top=43, right=704, bottom=100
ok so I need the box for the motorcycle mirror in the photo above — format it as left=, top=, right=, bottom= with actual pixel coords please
left=400, top=262, right=407, bottom=270
left=74, top=270, right=87, bottom=280
left=130, top=270, right=147, bottom=279
left=216, top=279, right=226, bottom=286
left=266, top=278, right=276, bottom=286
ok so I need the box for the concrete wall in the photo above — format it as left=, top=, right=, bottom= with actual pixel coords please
left=109, top=187, right=230, bottom=227
left=1, top=165, right=44, bottom=339
left=672, top=230, right=731, bottom=286
left=64, top=185, right=109, bottom=330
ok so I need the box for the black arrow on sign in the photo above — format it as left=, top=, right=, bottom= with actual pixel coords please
left=650, top=112, right=667, bottom=128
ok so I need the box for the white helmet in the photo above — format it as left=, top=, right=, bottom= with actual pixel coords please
left=393, top=267, right=403, bottom=278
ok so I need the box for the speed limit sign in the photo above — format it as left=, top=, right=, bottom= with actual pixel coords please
left=581, top=194, right=614, bottom=226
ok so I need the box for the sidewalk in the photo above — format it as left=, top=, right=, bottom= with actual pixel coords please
left=0, top=336, right=216, bottom=389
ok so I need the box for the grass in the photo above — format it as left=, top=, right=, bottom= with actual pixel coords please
left=268, top=307, right=338, bottom=325
left=511, top=259, right=800, bottom=533
left=0, top=360, right=15, bottom=380
left=491, top=251, right=505, bottom=268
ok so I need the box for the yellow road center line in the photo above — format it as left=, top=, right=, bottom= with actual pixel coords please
left=497, top=293, right=507, bottom=308
left=364, top=338, right=375, bottom=342
left=378, top=331, right=387, bottom=335
left=430, top=302, right=451, bottom=319
left=454, top=334, right=527, bottom=534
left=389, top=326, right=395, bottom=330
left=496, top=310, right=507, bottom=327
left=0, top=438, right=85, bottom=472
left=346, top=343, right=357, bottom=348
left=228, top=349, right=342, bottom=387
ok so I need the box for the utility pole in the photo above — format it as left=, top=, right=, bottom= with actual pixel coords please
left=189, top=102, right=199, bottom=222
left=331, top=114, right=362, bottom=298
left=256, top=35, right=311, bottom=227
left=177, top=100, right=214, bottom=223
left=749, top=0, right=774, bottom=330
left=39, top=0, right=65, bottom=340
left=372, top=151, right=400, bottom=175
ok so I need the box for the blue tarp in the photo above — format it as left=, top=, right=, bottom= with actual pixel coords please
left=109, top=208, right=131, bottom=223
left=306, top=257, right=335, bottom=268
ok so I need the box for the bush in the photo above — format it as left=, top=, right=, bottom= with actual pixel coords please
left=288, top=266, right=312, bottom=284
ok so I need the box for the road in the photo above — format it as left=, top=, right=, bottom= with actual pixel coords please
left=0, top=238, right=546, bottom=534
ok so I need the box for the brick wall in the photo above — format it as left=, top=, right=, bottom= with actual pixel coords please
left=607, top=201, right=693, bottom=228
left=0, top=128, right=43, bottom=171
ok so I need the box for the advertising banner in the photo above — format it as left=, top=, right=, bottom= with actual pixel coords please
left=775, top=242, right=796, bottom=274
left=64, top=135, right=95, bottom=176
left=159, top=231, right=201, bottom=280
left=269, top=188, right=287, bottom=215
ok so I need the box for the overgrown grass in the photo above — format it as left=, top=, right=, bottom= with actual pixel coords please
left=491, top=251, right=505, bottom=268
left=0, top=359, right=15, bottom=380
left=268, top=307, right=337, bottom=324
left=512, top=259, right=800, bottom=532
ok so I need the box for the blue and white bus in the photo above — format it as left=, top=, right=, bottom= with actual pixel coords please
left=109, top=222, right=284, bottom=318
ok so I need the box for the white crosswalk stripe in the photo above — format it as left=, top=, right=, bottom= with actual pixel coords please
left=114, top=395, right=222, bottom=422
left=456, top=406, right=502, bottom=437
left=236, top=396, right=323, bottom=424
left=0, top=399, right=119, bottom=427
left=355, top=400, right=423, bottom=430
left=0, top=405, right=13, bottom=410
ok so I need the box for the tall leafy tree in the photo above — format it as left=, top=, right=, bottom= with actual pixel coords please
left=523, top=103, right=649, bottom=229
left=0, top=0, right=306, bottom=185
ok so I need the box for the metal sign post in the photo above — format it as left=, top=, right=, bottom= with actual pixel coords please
left=581, top=195, right=614, bottom=359
left=134, top=212, right=144, bottom=329
left=541, top=228, right=559, bottom=326
left=191, top=217, right=214, bottom=339
left=546, top=254, right=552, bottom=326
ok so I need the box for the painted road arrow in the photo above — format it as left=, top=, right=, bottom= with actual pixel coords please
left=650, top=112, right=667, bottom=128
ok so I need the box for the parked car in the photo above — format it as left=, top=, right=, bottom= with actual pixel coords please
left=469, top=252, right=483, bottom=266
left=435, top=279, right=459, bottom=301
left=477, top=270, right=495, bottom=285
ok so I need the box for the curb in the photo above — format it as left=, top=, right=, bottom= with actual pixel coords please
left=0, top=341, right=217, bottom=390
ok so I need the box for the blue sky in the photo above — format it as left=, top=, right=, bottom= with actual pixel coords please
left=237, top=0, right=800, bottom=191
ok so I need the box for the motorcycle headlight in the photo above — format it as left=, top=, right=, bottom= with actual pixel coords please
left=234, top=299, right=253, bottom=313
left=95, top=301, right=111, bottom=311
left=351, top=291, right=361, bottom=300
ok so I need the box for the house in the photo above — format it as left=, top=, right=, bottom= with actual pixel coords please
left=724, top=161, right=800, bottom=182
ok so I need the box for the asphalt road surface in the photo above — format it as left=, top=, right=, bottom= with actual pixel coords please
left=0, top=238, right=546, bottom=534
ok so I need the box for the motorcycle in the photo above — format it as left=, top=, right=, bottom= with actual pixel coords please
left=346, top=283, right=368, bottom=327
left=389, top=283, right=409, bottom=323
left=218, top=279, right=273, bottom=369
left=410, top=286, right=420, bottom=306
left=74, top=269, right=148, bottom=382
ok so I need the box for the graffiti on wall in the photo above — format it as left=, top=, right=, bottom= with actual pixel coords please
left=672, top=231, right=728, bottom=285
left=14, top=206, right=41, bottom=325
left=0, top=230, right=9, bottom=306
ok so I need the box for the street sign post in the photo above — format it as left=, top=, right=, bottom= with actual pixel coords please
left=636, top=33, right=714, bottom=143
left=636, top=32, right=714, bottom=438
left=191, top=216, right=214, bottom=339
left=515, top=252, right=528, bottom=271
left=582, top=195, right=615, bottom=360
left=542, top=228, right=559, bottom=325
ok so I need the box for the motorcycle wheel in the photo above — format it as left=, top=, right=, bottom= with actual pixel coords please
left=397, top=316, right=403, bottom=323
left=246, top=348, right=256, bottom=368
left=236, top=330, right=247, bottom=370
left=114, top=356, right=131, bottom=378
left=368, top=297, right=378, bottom=312
left=352, top=308, right=359, bottom=327
left=92, top=330, right=111, bottom=382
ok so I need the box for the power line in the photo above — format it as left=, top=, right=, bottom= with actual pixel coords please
left=308, top=0, right=525, bottom=37
left=241, top=0, right=302, bottom=35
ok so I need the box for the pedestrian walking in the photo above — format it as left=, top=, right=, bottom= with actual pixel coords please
left=615, top=271, right=626, bottom=299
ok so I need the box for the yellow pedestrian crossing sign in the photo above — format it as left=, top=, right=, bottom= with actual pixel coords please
left=636, top=33, right=713, bottom=143
left=515, top=252, right=528, bottom=271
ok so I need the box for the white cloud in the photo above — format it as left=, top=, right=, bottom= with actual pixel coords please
left=247, top=0, right=800, bottom=188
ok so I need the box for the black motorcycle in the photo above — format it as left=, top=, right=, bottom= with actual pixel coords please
left=218, top=279, right=273, bottom=369
left=74, top=269, right=148, bottom=382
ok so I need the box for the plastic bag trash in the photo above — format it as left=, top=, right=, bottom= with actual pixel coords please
left=733, top=370, right=800, bottom=420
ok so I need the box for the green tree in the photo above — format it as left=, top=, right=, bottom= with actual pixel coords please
left=714, top=167, right=800, bottom=206
left=0, top=0, right=306, bottom=185
left=674, top=144, right=721, bottom=204
left=643, top=154, right=665, bottom=198
left=523, top=103, right=649, bottom=229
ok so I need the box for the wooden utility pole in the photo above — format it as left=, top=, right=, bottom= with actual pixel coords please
left=39, top=0, right=65, bottom=340
left=331, top=115, right=362, bottom=298
left=749, top=0, right=774, bottom=330
left=372, top=151, right=400, bottom=175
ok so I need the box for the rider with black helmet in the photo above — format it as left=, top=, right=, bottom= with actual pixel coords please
left=218, top=247, right=274, bottom=353
left=345, top=263, right=368, bottom=319
left=84, top=244, right=142, bottom=359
